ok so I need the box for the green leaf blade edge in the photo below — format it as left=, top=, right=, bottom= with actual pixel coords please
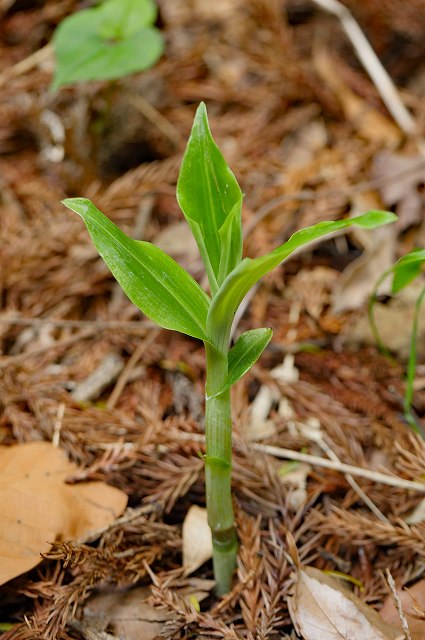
left=227, top=328, right=272, bottom=389
left=207, top=211, right=397, bottom=350
left=391, top=248, right=425, bottom=294
left=63, top=198, right=210, bottom=341
left=177, top=103, right=243, bottom=294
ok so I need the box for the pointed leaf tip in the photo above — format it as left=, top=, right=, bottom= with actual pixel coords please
left=352, top=210, right=397, bottom=228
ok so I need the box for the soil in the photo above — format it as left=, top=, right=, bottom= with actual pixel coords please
left=1, top=1, right=425, bottom=638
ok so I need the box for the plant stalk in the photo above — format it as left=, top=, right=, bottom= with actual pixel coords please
left=204, top=342, right=237, bottom=595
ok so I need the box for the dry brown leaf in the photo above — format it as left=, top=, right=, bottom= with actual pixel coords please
left=381, top=578, right=425, bottom=640
left=83, top=581, right=214, bottom=640
left=373, top=152, right=425, bottom=230
left=182, top=505, right=212, bottom=575
left=332, top=194, right=397, bottom=314
left=341, top=279, right=425, bottom=360
left=0, top=441, right=128, bottom=585
left=314, top=48, right=401, bottom=146
left=288, top=566, right=403, bottom=640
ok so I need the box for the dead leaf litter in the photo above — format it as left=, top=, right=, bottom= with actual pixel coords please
left=1, top=0, right=425, bottom=638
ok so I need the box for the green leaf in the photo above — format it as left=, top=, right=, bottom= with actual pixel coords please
left=52, top=0, right=163, bottom=90
left=63, top=198, right=210, bottom=341
left=177, top=103, right=243, bottom=295
left=391, top=248, right=425, bottom=294
left=207, top=211, right=397, bottom=350
left=226, top=328, right=272, bottom=389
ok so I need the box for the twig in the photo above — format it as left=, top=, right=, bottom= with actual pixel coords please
left=106, top=329, right=161, bottom=409
left=311, top=0, right=416, bottom=136
left=0, top=43, right=53, bottom=88
left=384, top=569, right=412, bottom=640
left=176, top=432, right=425, bottom=493
left=52, top=403, right=65, bottom=448
left=0, top=328, right=97, bottom=369
left=127, top=93, right=183, bottom=147
left=71, top=352, right=124, bottom=403
left=254, top=443, right=425, bottom=494
left=0, top=316, right=154, bottom=330
left=316, top=436, right=390, bottom=523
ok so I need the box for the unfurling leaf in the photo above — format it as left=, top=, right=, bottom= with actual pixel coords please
left=207, top=211, right=397, bottom=350
left=63, top=198, right=210, bottom=341
left=226, top=328, right=272, bottom=390
left=177, top=102, right=243, bottom=295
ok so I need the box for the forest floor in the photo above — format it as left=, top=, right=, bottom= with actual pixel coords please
left=1, top=1, right=425, bottom=638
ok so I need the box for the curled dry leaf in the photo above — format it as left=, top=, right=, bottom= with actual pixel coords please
left=288, top=565, right=403, bottom=640
left=182, top=505, right=212, bottom=575
left=0, top=441, right=128, bottom=585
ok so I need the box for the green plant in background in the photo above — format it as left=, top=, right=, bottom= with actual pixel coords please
left=369, top=248, right=425, bottom=436
left=63, top=103, right=396, bottom=594
left=52, top=0, right=163, bottom=90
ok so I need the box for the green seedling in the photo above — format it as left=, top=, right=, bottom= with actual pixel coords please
left=52, top=0, right=163, bottom=90
left=63, top=103, right=396, bottom=594
left=369, top=248, right=425, bottom=436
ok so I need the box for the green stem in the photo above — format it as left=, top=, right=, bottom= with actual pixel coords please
left=204, top=342, right=237, bottom=595
left=404, top=284, right=425, bottom=437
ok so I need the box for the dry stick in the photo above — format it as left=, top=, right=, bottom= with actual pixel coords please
left=127, top=93, right=183, bottom=147
left=311, top=0, right=416, bottom=137
left=0, top=43, right=53, bottom=88
left=0, top=316, right=154, bottom=330
left=315, top=436, right=390, bottom=523
left=254, top=443, right=425, bottom=494
left=106, top=328, right=161, bottom=409
left=384, top=568, right=413, bottom=640
left=177, top=432, right=425, bottom=493
left=0, top=328, right=97, bottom=369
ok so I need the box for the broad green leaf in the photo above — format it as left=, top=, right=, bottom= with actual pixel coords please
left=207, top=211, right=397, bottom=350
left=177, top=103, right=243, bottom=295
left=63, top=198, right=210, bottom=341
left=52, top=0, right=163, bottom=90
left=226, top=328, right=272, bottom=390
left=392, top=248, right=425, bottom=294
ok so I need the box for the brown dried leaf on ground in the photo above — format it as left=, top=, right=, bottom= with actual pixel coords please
left=81, top=581, right=214, bottom=640
left=314, top=48, right=401, bottom=146
left=373, top=152, right=425, bottom=230
left=0, top=441, right=127, bottom=585
left=380, top=578, right=425, bottom=640
left=331, top=194, right=397, bottom=314
left=288, top=565, right=403, bottom=640
left=182, top=505, right=212, bottom=575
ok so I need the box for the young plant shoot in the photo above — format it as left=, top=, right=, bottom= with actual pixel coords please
left=63, top=103, right=396, bottom=594
left=369, top=248, right=425, bottom=436
left=52, top=0, right=163, bottom=90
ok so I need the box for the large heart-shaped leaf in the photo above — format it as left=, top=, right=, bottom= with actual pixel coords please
left=63, top=198, right=210, bottom=341
left=177, top=103, right=243, bottom=295
left=52, top=0, right=163, bottom=90
left=207, top=211, right=397, bottom=350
